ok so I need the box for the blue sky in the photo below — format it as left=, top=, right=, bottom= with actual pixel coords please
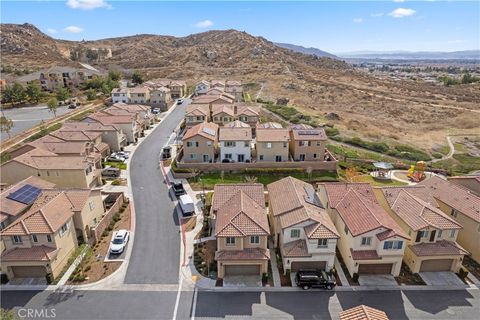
left=2, top=1, right=479, bottom=53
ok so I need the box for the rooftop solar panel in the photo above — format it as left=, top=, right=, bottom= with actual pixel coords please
left=6, top=184, right=42, bottom=205
left=298, top=130, right=319, bottom=135
left=202, top=127, right=217, bottom=136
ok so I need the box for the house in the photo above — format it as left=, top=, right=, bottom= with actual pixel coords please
left=267, top=177, right=339, bottom=272
left=169, top=80, right=187, bottom=99
left=205, top=88, right=225, bottom=96
left=339, top=305, right=389, bottom=320
left=235, top=105, right=260, bottom=131
left=111, top=88, right=130, bottom=104
left=191, top=94, right=234, bottom=106
left=289, top=124, right=328, bottom=161
left=211, top=80, right=225, bottom=89
left=150, top=86, right=172, bottom=111
left=219, top=126, right=252, bottom=163
left=60, top=122, right=127, bottom=152
left=211, top=184, right=270, bottom=278
left=185, top=104, right=210, bottom=128
left=448, top=175, right=480, bottom=196
left=211, top=105, right=235, bottom=126
left=225, top=81, right=243, bottom=102
left=85, top=112, right=139, bottom=144
left=0, top=148, right=101, bottom=189
left=257, top=122, right=284, bottom=129
left=128, top=87, right=150, bottom=104
left=318, top=183, right=409, bottom=277
left=417, top=176, right=480, bottom=263
left=375, top=186, right=467, bottom=272
left=182, top=122, right=218, bottom=163
left=255, top=127, right=290, bottom=162
left=195, top=80, right=210, bottom=95
left=0, top=192, right=78, bottom=281
left=106, top=103, right=155, bottom=128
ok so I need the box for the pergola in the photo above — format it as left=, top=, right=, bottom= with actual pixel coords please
left=372, top=162, right=394, bottom=180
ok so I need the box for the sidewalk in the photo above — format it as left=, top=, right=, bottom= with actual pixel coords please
left=268, top=239, right=281, bottom=287
left=334, top=257, right=350, bottom=287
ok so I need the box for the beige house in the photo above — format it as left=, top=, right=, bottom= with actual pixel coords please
left=212, top=184, right=270, bottom=278
left=318, top=183, right=409, bottom=277
left=185, top=104, right=210, bottom=128
left=418, top=176, right=480, bottom=263
left=182, top=122, right=218, bottom=163
left=0, top=148, right=101, bottom=189
left=85, top=112, right=139, bottom=144
left=225, top=80, right=243, bottom=102
left=0, top=192, right=78, bottom=281
left=192, top=94, right=234, bottom=106
left=268, top=177, right=339, bottom=272
left=60, top=122, right=127, bottom=152
left=150, top=86, right=172, bottom=111
left=211, top=80, right=225, bottom=89
left=169, top=80, right=186, bottom=99
left=255, top=127, right=290, bottom=162
left=129, top=87, right=150, bottom=104
left=235, top=105, right=260, bottom=130
left=448, top=175, right=480, bottom=196
left=212, top=105, right=235, bottom=126
left=289, top=124, right=327, bottom=161
left=375, top=187, right=467, bottom=272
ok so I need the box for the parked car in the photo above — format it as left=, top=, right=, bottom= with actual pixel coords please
left=116, top=151, right=130, bottom=159
left=102, top=167, right=120, bottom=178
left=172, top=182, right=186, bottom=197
left=152, top=108, right=161, bottom=114
left=107, top=153, right=126, bottom=162
left=222, top=159, right=233, bottom=163
left=177, top=99, right=184, bottom=105
left=68, top=104, right=77, bottom=109
left=162, top=146, right=171, bottom=160
left=295, top=270, right=336, bottom=290
left=179, top=194, right=195, bottom=217
left=110, top=229, right=130, bottom=255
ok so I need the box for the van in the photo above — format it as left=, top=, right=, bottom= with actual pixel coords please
left=179, top=194, right=195, bottom=217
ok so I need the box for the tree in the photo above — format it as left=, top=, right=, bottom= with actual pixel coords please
left=2, top=82, right=26, bottom=106
left=108, top=70, right=122, bottom=82
left=56, top=87, right=70, bottom=102
left=0, top=116, right=14, bottom=139
left=132, top=71, right=144, bottom=84
left=25, top=82, right=43, bottom=103
left=47, top=98, right=59, bottom=117
left=86, top=89, right=96, bottom=101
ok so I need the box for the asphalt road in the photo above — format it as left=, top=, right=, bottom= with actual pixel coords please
left=1, top=288, right=478, bottom=320
left=124, top=101, right=188, bottom=284
left=1, top=104, right=74, bottom=141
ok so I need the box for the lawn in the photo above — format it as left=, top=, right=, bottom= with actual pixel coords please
left=431, top=154, right=480, bottom=175
left=188, top=170, right=338, bottom=190
left=103, top=161, right=127, bottom=170
left=351, top=175, right=408, bottom=187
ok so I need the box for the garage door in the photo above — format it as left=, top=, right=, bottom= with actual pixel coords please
left=291, top=261, right=327, bottom=271
left=420, top=259, right=453, bottom=272
left=358, top=263, right=393, bottom=274
left=11, top=266, right=47, bottom=278
left=224, top=265, right=261, bottom=276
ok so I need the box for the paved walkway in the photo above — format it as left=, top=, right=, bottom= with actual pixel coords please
left=334, top=257, right=350, bottom=287
left=268, top=239, right=281, bottom=287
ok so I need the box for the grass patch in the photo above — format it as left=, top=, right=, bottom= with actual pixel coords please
left=351, top=175, right=408, bottom=187
left=437, top=145, right=451, bottom=155
left=103, top=161, right=127, bottom=170
left=25, top=123, right=62, bottom=142
left=263, top=102, right=318, bottom=127
left=454, top=143, right=466, bottom=153
left=432, top=154, right=480, bottom=175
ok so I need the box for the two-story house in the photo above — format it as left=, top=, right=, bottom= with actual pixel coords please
left=182, top=122, right=218, bottom=163
left=235, top=105, right=260, bottom=133
left=169, top=80, right=186, bottom=99
left=192, top=94, right=234, bottom=106
left=375, top=187, right=467, bottom=273
left=225, top=80, right=243, bottom=102
left=0, top=192, right=78, bottom=281
left=318, top=183, right=409, bottom=277
left=150, top=86, right=172, bottom=111
left=289, top=124, right=327, bottom=161
left=185, top=104, right=210, bottom=128
left=85, top=112, right=139, bottom=144
left=111, top=88, right=130, bottom=103
left=255, top=127, right=290, bottom=162
left=418, top=176, right=480, bottom=263
left=448, top=175, right=480, bottom=196
left=211, top=80, right=225, bottom=89
left=212, top=184, right=270, bottom=278
left=212, top=105, right=235, bottom=126
left=60, top=122, right=127, bottom=152
left=128, top=87, right=150, bottom=104
left=219, top=126, right=252, bottom=163
left=267, top=177, right=339, bottom=273
left=195, top=80, right=210, bottom=95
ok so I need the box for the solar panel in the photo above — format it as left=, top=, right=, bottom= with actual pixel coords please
left=202, top=127, right=216, bottom=136
left=298, top=130, right=319, bottom=135
left=6, top=184, right=42, bottom=205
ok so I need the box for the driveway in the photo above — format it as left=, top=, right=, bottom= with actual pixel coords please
left=358, top=274, right=398, bottom=286
left=124, top=101, right=189, bottom=284
left=420, top=272, right=465, bottom=286
left=223, top=275, right=262, bottom=287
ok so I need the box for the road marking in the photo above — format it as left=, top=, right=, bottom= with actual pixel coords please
left=191, top=288, right=198, bottom=320
left=172, top=278, right=183, bottom=320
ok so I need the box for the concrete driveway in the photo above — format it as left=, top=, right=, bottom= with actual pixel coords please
left=358, top=274, right=398, bottom=286
left=223, top=275, right=262, bottom=287
left=420, top=272, right=465, bottom=286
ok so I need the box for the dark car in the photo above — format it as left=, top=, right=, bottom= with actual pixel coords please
left=172, top=182, right=186, bottom=197
left=68, top=104, right=77, bottom=109
left=295, top=270, right=336, bottom=290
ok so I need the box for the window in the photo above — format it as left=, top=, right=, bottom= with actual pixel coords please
left=226, top=237, right=236, bottom=246
left=59, top=222, right=69, bottom=237
left=344, top=225, right=349, bottom=235
left=290, top=229, right=300, bottom=238
left=240, top=116, right=247, bottom=122
left=383, top=240, right=403, bottom=250
left=190, top=153, right=197, bottom=159
left=299, top=141, right=309, bottom=147
left=12, top=235, right=22, bottom=244
left=47, top=235, right=52, bottom=242
left=244, top=141, right=249, bottom=147
left=451, top=209, right=458, bottom=218
left=265, top=142, right=272, bottom=149
left=283, top=142, right=288, bottom=148
left=250, top=236, right=260, bottom=244
left=31, top=234, right=38, bottom=243
left=259, top=155, right=264, bottom=161
left=316, top=141, right=321, bottom=146
left=361, top=237, right=372, bottom=246
left=195, top=141, right=199, bottom=147
left=317, top=239, right=328, bottom=247
left=225, top=154, right=232, bottom=159
left=313, top=153, right=317, bottom=159
left=207, top=141, right=212, bottom=146
left=89, top=201, right=95, bottom=211
left=450, top=230, right=456, bottom=238
left=225, top=141, right=235, bottom=147
left=187, top=141, right=193, bottom=147
left=438, top=230, right=443, bottom=238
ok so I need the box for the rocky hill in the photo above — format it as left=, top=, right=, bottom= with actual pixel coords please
left=274, top=42, right=337, bottom=59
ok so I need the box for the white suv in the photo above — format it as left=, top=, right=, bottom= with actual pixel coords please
left=110, top=229, right=130, bottom=254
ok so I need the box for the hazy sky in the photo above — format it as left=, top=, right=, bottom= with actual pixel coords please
left=2, top=0, right=479, bottom=53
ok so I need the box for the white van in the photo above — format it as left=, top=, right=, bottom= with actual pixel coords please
left=179, top=194, right=195, bottom=217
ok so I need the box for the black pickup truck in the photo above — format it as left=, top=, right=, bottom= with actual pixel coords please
left=172, top=183, right=186, bottom=197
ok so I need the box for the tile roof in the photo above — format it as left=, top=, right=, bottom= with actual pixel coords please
left=267, top=177, right=339, bottom=238
left=50, top=130, right=101, bottom=142
left=418, top=176, right=480, bottom=223
left=290, top=124, right=327, bottom=141
left=205, top=88, right=225, bottom=95
left=128, top=87, right=150, bottom=94
left=219, top=127, right=252, bottom=141
left=226, top=80, right=242, bottom=86
left=379, top=188, right=462, bottom=231
left=192, top=95, right=233, bottom=105
left=215, top=248, right=270, bottom=261
left=1, top=245, right=58, bottom=262
left=183, top=122, right=218, bottom=141
left=29, top=141, right=92, bottom=155
left=111, top=88, right=129, bottom=94
left=61, top=122, right=118, bottom=133
left=215, top=190, right=269, bottom=237
left=7, top=148, right=91, bottom=170
left=379, top=186, right=438, bottom=207
left=257, top=122, right=283, bottom=129
left=282, top=239, right=311, bottom=257
left=256, top=128, right=290, bottom=142
left=449, top=175, right=480, bottom=195
left=186, top=104, right=209, bottom=116
left=225, top=120, right=250, bottom=128
left=87, top=112, right=134, bottom=125
left=409, top=240, right=469, bottom=256
left=323, top=183, right=409, bottom=239
left=340, top=305, right=389, bottom=320
left=236, top=106, right=259, bottom=117
left=212, top=104, right=235, bottom=116
left=350, top=249, right=381, bottom=260
left=212, top=184, right=265, bottom=211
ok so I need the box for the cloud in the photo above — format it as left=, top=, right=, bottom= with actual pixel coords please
left=393, top=0, right=405, bottom=3
left=64, top=26, right=83, bottom=33
left=353, top=18, right=363, bottom=23
left=388, top=8, right=416, bottom=18
left=371, top=13, right=384, bottom=17
left=47, top=28, right=57, bottom=34
left=66, top=0, right=111, bottom=10
left=195, top=20, right=214, bottom=28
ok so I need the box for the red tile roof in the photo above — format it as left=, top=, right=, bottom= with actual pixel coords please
left=212, top=184, right=265, bottom=211
left=256, top=128, right=290, bottom=142
left=409, top=240, right=469, bottom=256
left=282, top=239, right=311, bottom=257
left=215, top=248, right=270, bottom=261
left=183, top=122, right=218, bottom=141
left=340, top=305, right=389, bottom=320
left=350, top=249, right=381, bottom=260
left=219, top=127, right=252, bottom=141
left=1, top=245, right=58, bottom=262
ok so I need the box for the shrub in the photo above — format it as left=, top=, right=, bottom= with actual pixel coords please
left=325, top=127, right=339, bottom=137
left=458, top=268, right=469, bottom=280
left=111, top=179, right=121, bottom=186
left=244, top=167, right=304, bottom=174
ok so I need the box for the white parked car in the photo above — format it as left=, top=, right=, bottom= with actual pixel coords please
left=116, top=151, right=130, bottom=159
left=177, top=99, right=184, bottom=105
left=110, top=229, right=130, bottom=254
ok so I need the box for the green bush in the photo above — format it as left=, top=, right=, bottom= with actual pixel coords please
left=325, top=127, right=340, bottom=137
left=111, top=179, right=121, bottom=186
left=458, top=267, right=469, bottom=280
left=244, top=167, right=304, bottom=174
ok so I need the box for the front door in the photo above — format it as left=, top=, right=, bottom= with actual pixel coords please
left=429, top=230, right=436, bottom=242
left=275, top=155, right=282, bottom=162
left=299, top=154, right=306, bottom=161
left=203, top=154, right=209, bottom=162
left=238, top=154, right=245, bottom=162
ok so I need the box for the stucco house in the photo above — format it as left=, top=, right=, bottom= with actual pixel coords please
left=195, top=80, right=210, bottom=95
left=267, top=177, right=339, bottom=273
left=169, top=80, right=186, bottom=99
left=182, top=122, right=218, bottom=163
left=85, top=112, right=139, bottom=144
left=219, top=126, right=252, bottom=163
left=111, top=88, right=130, bottom=104
left=289, top=124, right=328, bottom=161
left=128, top=87, right=150, bottom=104
left=376, top=186, right=467, bottom=273
left=448, top=175, right=480, bottom=196
left=60, top=122, right=127, bottom=152
left=212, top=105, right=235, bottom=126
left=212, top=184, right=270, bottom=278
left=255, top=127, right=290, bottom=162
left=150, top=86, right=172, bottom=111
left=185, top=104, right=210, bottom=128
left=318, top=183, right=409, bottom=277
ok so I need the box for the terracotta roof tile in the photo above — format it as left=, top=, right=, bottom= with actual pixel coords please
left=186, top=104, right=209, bottom=117
left=219, top=127, right=252, bottom=141
left=7, top=148, right=91, bottom=170
left=183, top=122, right=218, bottom=141
left=212, top=184, right=265, bottom=211
left=350, top=249, right=381, bottom=260
left=236, top=106, right=259, bottom=117
left=340, top=305, right=389, bottom=320
left=282, top=239, right=311, bottom=257
left=256, top=122, right=283, bottom=129
left=215, top=248, right=270, bottom=261
left=225, top=120, right=250, bottom=128
left=212, top=104, right=235, bottom=116
left=409, top=240, right=469, bottom=256
left=256, top=128, right=290, bottom=142
left=1, top=245, right=58, bottom=262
